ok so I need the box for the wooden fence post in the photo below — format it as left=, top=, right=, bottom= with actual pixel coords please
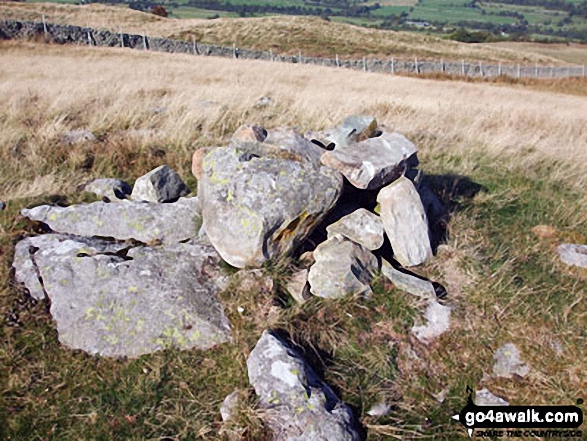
left=299, top=50, right=302, bottom=64
left=517, top=64, right=521, bottom=78
left=120, top=29, right=124, bottom=48
left=414, top=57, right=418, bottom=74
left=461, top=60, right=465, bottom=76
left=270, top=49, right=273, bottom=62
left=233, top=43, right=236, bottom=59
left=498, top=62, right=502, bottom=76
left=336, top=53, right=339, bottom=67
left=391, top=58, right=395, bottom=74
left=363, top=57, right=366, bottom=71
left=479, top=61, right=483, bottom=77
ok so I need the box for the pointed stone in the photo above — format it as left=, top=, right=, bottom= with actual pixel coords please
left=326, top=208, right=384, bottom=251
left=377, top=176, right=432, bottom=267
left=321, top=132, right=417, bottom=190
left=286, top=269, right=311, bottom=304
left=247, top=331, right=361, bottom=440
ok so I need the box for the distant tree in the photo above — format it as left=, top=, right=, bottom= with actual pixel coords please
left=152, top=5, right=168, bottom=17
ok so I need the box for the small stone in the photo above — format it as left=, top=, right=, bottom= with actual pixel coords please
left=232, top=124, right=267, bottom=143
left=377, top=176, right=432, bottom=267
left=131, top=165, right=190, bottom=203
left=557, top=243, right=587, bottom=269
left=531, top=224, right=557, bottom=239
left=492, top=343, right=530, bottom=379
left=321, top=132, right=417, bottom=190
left=366, top=402, right=391, bottom=417
left=432, top=387, right=449, bottom=403
left=411, top=300, right=452, bottom=344
left=286, top=269, right=311, bottom=304
left=381, top=259, right=436, bottom=299
left=0, top=201, right=5, bottom=211
left=308, top=236, right=379, bottom=299
left=255, top=96, right=274, bottom=108
left=326, top=208, right=384, bottom=251
left=475, top=388, right=509, bottom=406
left=84, top=178, right=131, bottom=201
left=247, top=330, right=361, bottom=440
left=61, top=129, right=96, bottom=145
left=220, top=389, right=240, bottom=422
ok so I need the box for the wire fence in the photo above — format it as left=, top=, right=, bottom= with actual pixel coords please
left=1, top=19, right=586, bottom=79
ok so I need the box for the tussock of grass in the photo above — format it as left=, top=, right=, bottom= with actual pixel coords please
left=0, top=41, right=586, bottom=440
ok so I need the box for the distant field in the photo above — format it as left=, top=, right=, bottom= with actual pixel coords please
left=3, top=2, right=583, bottom=64
left=487, top=41, right=587, bottom=65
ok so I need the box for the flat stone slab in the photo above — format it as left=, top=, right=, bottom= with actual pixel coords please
left=308, top=236, right=379, bottom=299
left=557, top=243, right=587, bottom=268
left=321, top=132, right=417, bottom=190
left=411, top=300, right=452, bottom=344
left=13, top=234, right=231, bottom=357
left=377, top=176, right=432, bottom=267
left=381, top=259, right=436, bottom=299
left=21, top=197, right=202, bottom=245
left=326, top=208, right=384, bottom=251
left=247, top=331, right=360, bottom=441
left=199, top=143, right=342, bottom=268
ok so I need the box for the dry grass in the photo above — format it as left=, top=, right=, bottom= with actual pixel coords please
left=0, top=41, right=586, bottom=440
left=0, top=2, right=577, bottom=63
left=487, top=41, right=587, bottom=65
left=1, top=39, right=585, bottom=201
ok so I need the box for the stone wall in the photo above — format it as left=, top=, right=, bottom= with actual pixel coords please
left=1, top=20, right=585, bottom=79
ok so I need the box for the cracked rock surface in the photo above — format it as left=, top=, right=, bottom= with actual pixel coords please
left=13, top=234, right=231, bottom=357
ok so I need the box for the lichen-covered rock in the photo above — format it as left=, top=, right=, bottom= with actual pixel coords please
left=84, top=178, right=131, bottom=201
left=492, top=343, right=530, bottom=379
left=198, top=143, right=342, bottom=268
left=192, top=148, right=213, bottom=181
left=308, top=236, right=379, bottom=299
left=326, top=208, right=384, bottom=250
left=21, top=197, right=202, bottom=245
left=264, top=127, right=325, bottom=166
left=247, top=331, right=361, bottom=441
left=12, top=234, right=231, bottom=357
left=131, top=165, right=190, bottom=202
left=557, top=243, right=587, bottom=269
left=321, top=132, right=417, bottom=190
left=61, top=129, right=95, bottom=145
left=381, top=259, right=436, bottom=299
left=411, top=300, right=452, bottom=344
left=232, top=124, right=267, bottom=143
left=377, top=176, right=432, bottom=267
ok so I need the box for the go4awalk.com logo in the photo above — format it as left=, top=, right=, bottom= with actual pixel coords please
left=452, top=388, right=584, bottom=438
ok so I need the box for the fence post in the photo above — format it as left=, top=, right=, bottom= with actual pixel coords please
left=535, top=62, right=538, bottom=78
left=143, top=33, right=148, bottom=51
left=461, top=60, right=465, bottom=76
left=391, top=58, right=395, bottom=74
left=336, top=53, right=339, bottom=67
left=517, top=64, right=521, bottom=78
left=120, top=29, right=124, bottom=48
left=87, top=29, right=92, bottom=47
left=440, top=59, right=444, bottom=73
left=414, top=57, right=418, bottom=74
left=270, top=49, right=273, bottom=62
left=233, top=43, right=236, bottom=59
left=363, top=57, right=366, bottom=72
left=479, top=61, right=483, bottom=77
left=583, top=65, right=585, bottom=77
left=498, top=62, right=502, bottom=76
left=299, top=50, right=302, bottom=64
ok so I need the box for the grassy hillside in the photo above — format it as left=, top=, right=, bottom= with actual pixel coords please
left=0, top=40, right=586, bottom=440
left=2, top=2, right=582, bottom=63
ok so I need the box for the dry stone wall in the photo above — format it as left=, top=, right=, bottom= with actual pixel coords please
left=1, top=19, right=585, bottom=79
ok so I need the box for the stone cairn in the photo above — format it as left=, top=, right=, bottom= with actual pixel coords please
left=13, top=116, right=452, bottom=440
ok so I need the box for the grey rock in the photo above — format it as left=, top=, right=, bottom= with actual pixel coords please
left=12, top=234, right=231, bottom=357
left=557, top=243, right=587, bottom=269
left=199, top=144, right=342, bottom=268
left=21, top=197, right=202, bottom=245
left=247, top=331, right=360, bottom=441
left=232, top=124, right=268, bottom=143
left=411, top=300, right=452, bottom=344
left=475, top=388, right=509, bottom=406
left=286, top=269, right=311, bottom=304
left=263, top=127, right=326, bottom=166
left=326, top=208, right=384, bottom=251
left=492, top=343, right=530, bottom=379
left=377, top=176, right=432, bottom=267
left=321, top=133, right=417, bottom=190
left=220, top=389, right=240, bottom=422
left=322, top=115, right=378, bottom=150
left=366, top=402, right=391, bottom=417
left=255, top=96, right=275, bottom=108
left=381, top=259, right=436, bottom=299
left=308, top=236, right=379, bottom=299
left=61, top=129, right=96, bottom=145
left=131, top=165, right=190, bottom=203
left=84, top=178, right=131, bottom=201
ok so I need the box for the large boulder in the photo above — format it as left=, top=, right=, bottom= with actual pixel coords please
left=247, top=331, right=361, bottom=441
left=326, top=208, right=384, bottom=251
left=308, top=236, right=379, bottom=299
left=321, top=133, right=417, bottom=190
left=131, top=165, right=190, bottom=203
left=198, top=142, right=343, bottom=268
left=377, top=176, right=432, bottom=267
left=12, top=234, right=231, bottom=357
left=21, top=197, right=202, bottom=245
